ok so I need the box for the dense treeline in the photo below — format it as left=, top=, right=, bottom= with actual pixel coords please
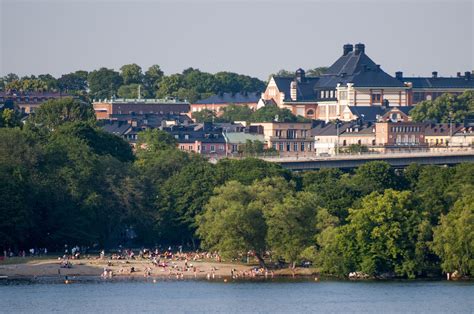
left=0, top=66, right=266, bottom=103
left=1, top=98, right=473, bottom=278
left=192, top=104, right=310, bottom=123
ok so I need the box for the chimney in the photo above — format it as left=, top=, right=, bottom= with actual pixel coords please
left=290, top=81, right=297, bottom=101
left=432, top=71, right=438, bottom=78
left=465, top=71, right=471, bottom=80
left=457, top=72, right=461, bottom=77
left=295, top=68, right=306, bottom=83
left=395, top=71, right=403, bottom=80
left=343, top=44, right=353, bottom=56
left=354, top=43, right=365, bottom=55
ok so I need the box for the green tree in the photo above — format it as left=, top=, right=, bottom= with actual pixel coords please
left=302, top=169, right=359, bottom=220
left=432, top=193, right=474, bottom=276
left=54, top=122, right=134, bottom=162
left=410, top=91, right=474, bottom=122
left=158, top=156, right=217, bottom=246
left=117, top=83, right=142, bottom=99
left=31, top=98, right=96, bottom=129
left=155, top=74, right=184, bottom=99
left=136, top=128, right=177, bottom=154
left=215, top=158, right=292, bottom=186
left=240, top=140, right=265, bottom=156
left=265, top=192, right=316, bottom=267
left=219, top=104, right=254, bottom=122
left=0, top=128, right=41, bottom=250
left=192, top=109, right=216, bottom=123
left=120, top=64, right=143, bottom=85
left=1, top=108, right=22, bottom=128
left=351, top=161, right=404, bottom=195
left=250, top=104, right=298, bottom=122
left=144, top=65, right=164, bottom=96
left=87, top=68, right=123, bottom=100
left=336, top=190, right=422, bottom=278
left=196, top=181, right=268, bottom=266
left=58, top=70, right=88, bottom=92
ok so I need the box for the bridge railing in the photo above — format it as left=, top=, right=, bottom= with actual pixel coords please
left=221, top=146, right=474, bottom=161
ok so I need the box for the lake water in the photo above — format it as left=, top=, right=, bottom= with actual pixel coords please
left=0, top=278, right=472, bottom=313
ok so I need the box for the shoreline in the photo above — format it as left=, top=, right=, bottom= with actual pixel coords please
left=0, top=257, right=317, bottom=281
left=1, top=258, right=470, bottom=282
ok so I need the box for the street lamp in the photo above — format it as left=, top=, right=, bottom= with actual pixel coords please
left=335, top=118, right=341, bottom=155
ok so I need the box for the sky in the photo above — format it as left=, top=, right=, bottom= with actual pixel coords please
left=1, top=0, right=473, bottom=80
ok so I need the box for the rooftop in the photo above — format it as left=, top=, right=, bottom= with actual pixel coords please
left=194, top=92, right=260, bottom=104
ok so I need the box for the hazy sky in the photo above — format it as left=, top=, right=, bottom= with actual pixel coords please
left=1, top=0, right=473, bottom=80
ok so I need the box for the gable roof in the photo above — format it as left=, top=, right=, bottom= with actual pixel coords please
left=273, top=76, right=320, bottom=102
left=316, top=50, right=404, bottom=88
left=195, top=92, right=260, bottom=104
left=271, top=44, right=406, bottom=103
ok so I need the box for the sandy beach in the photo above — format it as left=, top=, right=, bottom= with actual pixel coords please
left=0, top=257, right=318, bottom=280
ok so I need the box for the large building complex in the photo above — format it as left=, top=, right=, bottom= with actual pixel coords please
left=261, top=43, right=474, bottom=121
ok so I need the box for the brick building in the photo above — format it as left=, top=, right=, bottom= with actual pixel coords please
left=0, top=91, right=72, bottom=114
left=375, top=122, right=426, bottom=148
left=93, top=98, right=189, bottom=119
left=163, top=122, right=227, bottom=157
left=250, top=122, right=314, bottom=156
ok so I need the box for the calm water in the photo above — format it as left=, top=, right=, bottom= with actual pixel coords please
left=0, top=278, right=472, bottom=313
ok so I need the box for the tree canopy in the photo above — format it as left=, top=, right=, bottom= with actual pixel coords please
left=409, top=91, right=474, bottom=122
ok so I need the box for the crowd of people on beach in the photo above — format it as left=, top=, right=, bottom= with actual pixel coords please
left=98, top=247, right=224, bottom=279
left=2, top=245, right=280, bottom=281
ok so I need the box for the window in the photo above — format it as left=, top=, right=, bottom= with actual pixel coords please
left=189, top=145, right=193, bottom=151
left=219, top=145, right=224, bottom=151
left=232, top=144, right=238, bottom=152
left=301, top=142, right=305, bottom=151
left=279, top=143, right=284, bottom=151
left=371, top=93, right=381, bottom=103
left=184, top=134, right=189, bottom=140
left=287, top=129, right=296, bottom=139
left=210, top=145, right=215, bottom=152
left=293, top=143, right=298, bottom=151
left=180, top=145, right=185, bottom=150
left=306, top=109, right=315, bottom=116
left=286, top=143, right=290, bottom=151
left=272, top=143, right=277, bottom=150
left=201, top=145, right=206, bottom=151
left=413, top=92, right=424, bottom=103
left=343, top=140, right=347, bottom=146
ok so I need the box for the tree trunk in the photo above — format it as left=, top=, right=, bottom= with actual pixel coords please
left=255, top=252, right=266, bottom=269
